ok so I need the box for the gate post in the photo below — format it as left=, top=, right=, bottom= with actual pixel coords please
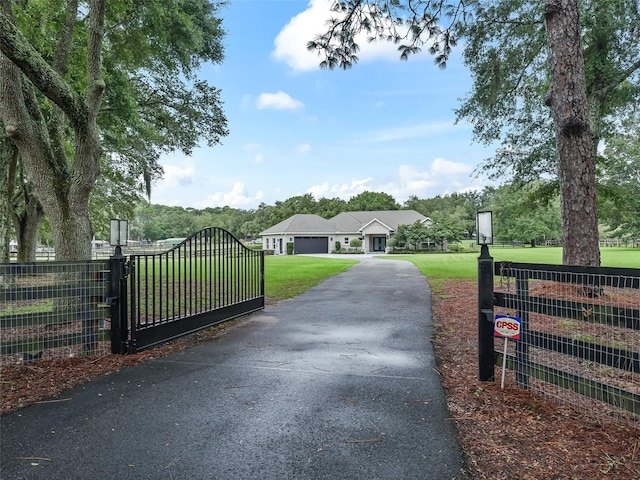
left=478, top=244, right=495, bottom=381
left=108, top=247, right=129, bottom=354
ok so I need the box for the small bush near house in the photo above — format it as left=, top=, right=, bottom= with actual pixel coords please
left=349, top=238, right=362, bottom=249
left=335, top=241, right=342, bottom=252
left=286, top=242, right=294, bottom=255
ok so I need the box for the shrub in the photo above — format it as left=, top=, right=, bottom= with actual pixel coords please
left=286, top=242, right=294, bottom=255
left=349, top=238, right=362, bottom=249
left=335, top=241, right=342, bottom=252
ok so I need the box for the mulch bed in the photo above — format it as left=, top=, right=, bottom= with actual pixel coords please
left=433, top=280, right=640, bottom=480
left=1, top=284, right=639, bottom=479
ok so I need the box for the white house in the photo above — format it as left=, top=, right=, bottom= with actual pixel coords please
left=259, top=210, right=430, bottom=255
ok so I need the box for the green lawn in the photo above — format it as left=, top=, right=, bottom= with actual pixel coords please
left=264, top=255, right=358, bottom=301
left=386, top=246, right=640, bottom=282
left=262, top=248, right=640, bottom=301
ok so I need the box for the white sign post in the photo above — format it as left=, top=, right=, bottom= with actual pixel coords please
left=494, top=315, right=522, bottom=389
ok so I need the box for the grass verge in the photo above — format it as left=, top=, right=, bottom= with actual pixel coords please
left=264, top=255, right=358, bottom=301
left=384, top=246, right=640, bottom=285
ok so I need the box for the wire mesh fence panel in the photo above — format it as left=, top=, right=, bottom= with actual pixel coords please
left=0, top=261, right=110, bottom=365
left=494, top=263, right=639, bottom=427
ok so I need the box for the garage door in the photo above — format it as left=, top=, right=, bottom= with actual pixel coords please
left=294, top=236, right=329, bottom=254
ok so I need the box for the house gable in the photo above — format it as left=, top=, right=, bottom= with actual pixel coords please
left=359, top=218, right=394, bottom=235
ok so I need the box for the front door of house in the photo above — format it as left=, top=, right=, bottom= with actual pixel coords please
left=372, top=237, right=386, bottom=252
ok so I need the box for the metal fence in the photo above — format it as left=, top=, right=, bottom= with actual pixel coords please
left=112, top=227, right=265, bottom=353
left=0, top=261, right=110, bottom=365
left=479, top=255, right=639, bottom=426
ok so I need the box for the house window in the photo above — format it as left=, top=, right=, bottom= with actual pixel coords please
left=272, top=238, right=276, bottom=248
left=344, top=237, right=349, bottom=245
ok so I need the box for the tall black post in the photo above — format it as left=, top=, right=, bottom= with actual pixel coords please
left=108, top=246, right=128, bottom=354
left=478, top=244, right=495, bottom=381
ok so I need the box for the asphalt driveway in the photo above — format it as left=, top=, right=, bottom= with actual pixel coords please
left=0, top=256, right=465, bottom=480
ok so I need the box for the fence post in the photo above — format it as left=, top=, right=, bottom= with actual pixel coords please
left=478, top=244, right=495, bottom=381
left=108, top=247, right=128, bottom=354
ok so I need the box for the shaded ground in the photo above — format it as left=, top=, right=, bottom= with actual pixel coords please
left=2, top=282, right=639, bottom=479
left=432, top=280, right=640, bottom=480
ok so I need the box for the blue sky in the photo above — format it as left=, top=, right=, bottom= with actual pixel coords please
left=150, top=0, right=496, bottom=210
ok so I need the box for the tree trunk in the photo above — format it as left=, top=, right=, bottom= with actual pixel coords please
left=543, top=0, right=600, bottom=266
left=14, top=191, right=43, bottom=262
left=0, top=130, right=16, bottom=263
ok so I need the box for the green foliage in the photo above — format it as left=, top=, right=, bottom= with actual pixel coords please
left=98, top=0, right=228, bottom=195
left=286, top=242, right=294, bottom=255
left=404, top=192, right=481, bottom=238
left=481, top=183, right=562, bottom=244
left=4, top=0, right=229, bottom=253
left=110, top=179, right=640, bottom=256
left=347, top=191, right=399, bottom=211
left=457, top=0, right=640, bottom=185
left=598, top=111, right=640, bottom=238
left=305, top=0, right=637, bottom=266
left=307, top=1, right=469, bottom=69
left=335, top=241, right=342, bottom=252
left=127, top=203, right=253, bottom=242
left=349, top=238, right=362, bottom=248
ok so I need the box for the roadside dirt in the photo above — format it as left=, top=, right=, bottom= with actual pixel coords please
left=1, top=283, right=639, bottom=479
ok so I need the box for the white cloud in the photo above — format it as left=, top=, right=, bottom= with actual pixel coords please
left=253, top=153, right=265, bottom=164
left=196, top=182, right=264, bottom=209
left=149, top=162, right=197, bottom=206
left=158, top=164, right=195, bottom=187
left=256, top=91, right=304, bottom=110
left=296, top=143, right=312, bottom=153
left=272, top=0, right=431, bottom=72
left=305, top=160, right=477, bottom=206
left=307, top=177, right=373, bottom=200
left=431, top=157, right=473, bottom=175
left=377, top=162, right=475, bottom=202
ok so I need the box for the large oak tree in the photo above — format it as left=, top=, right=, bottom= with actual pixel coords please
left=0, top=0, right=227, bottom=260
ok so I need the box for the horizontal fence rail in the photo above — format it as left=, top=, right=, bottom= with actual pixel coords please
left=491, top=261, right=639, bottom=424
left=122, top=227, right=264, bottom=352
left=0, top=261, right=110, bottom=365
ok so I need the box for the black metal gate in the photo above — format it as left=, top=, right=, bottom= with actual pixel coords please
left=110, top=227, right=264, bottom=353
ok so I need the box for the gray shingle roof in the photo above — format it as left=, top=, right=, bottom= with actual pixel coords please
left=259, top=214, right=336, bottom=235
left=332, top=210, right=428, bottom=232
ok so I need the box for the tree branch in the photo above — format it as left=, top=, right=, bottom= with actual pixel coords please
left=86, top=0, right=106, bottom=122
left=604, top=57, right=640, bottom=98
left=0, top=11, right=86, bottom=129
left=53, top=0, right=78, bottom=76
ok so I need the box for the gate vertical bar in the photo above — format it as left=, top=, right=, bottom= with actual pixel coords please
left=478, top=244, right=495, bottom=381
